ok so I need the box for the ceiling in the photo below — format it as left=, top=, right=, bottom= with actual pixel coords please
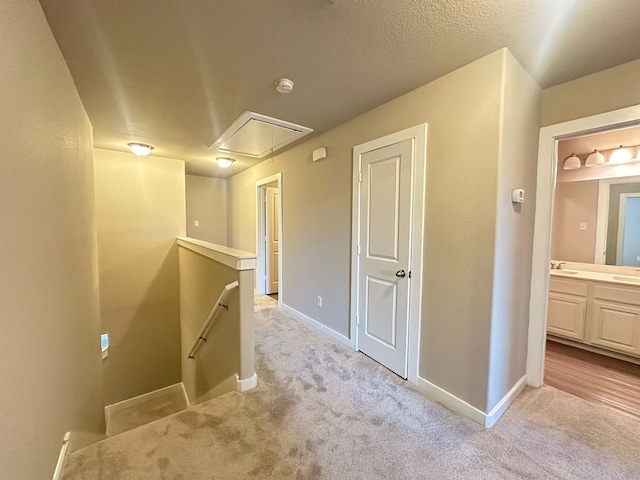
left=39, top=0, right=640, bottom=178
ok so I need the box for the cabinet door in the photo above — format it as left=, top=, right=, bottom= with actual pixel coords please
left=590, top=301, right=640, bottom=357
left=547, top=293, right=587, bottom=341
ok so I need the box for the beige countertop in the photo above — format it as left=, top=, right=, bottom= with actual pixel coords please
left=550, top=269, right=640, bottom=287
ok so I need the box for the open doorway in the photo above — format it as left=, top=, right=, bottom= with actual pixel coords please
left=256, top=173, right=282, bottom=304
left=528, top=104, right=640, bottom=417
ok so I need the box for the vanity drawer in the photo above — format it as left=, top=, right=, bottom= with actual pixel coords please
left=549, top=278, right=589, bottom=297
left=594, top=283, right=640, bottom=306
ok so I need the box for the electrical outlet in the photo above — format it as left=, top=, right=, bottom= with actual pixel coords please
left=316, top=296, right=322, bottom=307
left=194, top=220, right=199, bottom=227
left=637, top=256, right=640, bottom=262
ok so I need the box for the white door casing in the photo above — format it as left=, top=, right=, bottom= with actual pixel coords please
left=351, top=124, right=427, bottom=384
left=255, top=173, right=282, bottom=301
left=528, top=104, right=640, bottom=387
left=266, top=186, right=280, bottom=294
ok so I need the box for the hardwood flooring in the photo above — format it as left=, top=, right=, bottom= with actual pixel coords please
left=545, top=339, right=640, bottom=419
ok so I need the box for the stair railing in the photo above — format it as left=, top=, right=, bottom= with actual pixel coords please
left=187, top=280, right=239, bottom=359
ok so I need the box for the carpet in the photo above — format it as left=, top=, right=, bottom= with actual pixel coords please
left=63, top=295, right=640, bottom=479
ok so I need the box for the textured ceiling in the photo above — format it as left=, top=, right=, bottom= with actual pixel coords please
left=39, top=0, right=640, bottom=178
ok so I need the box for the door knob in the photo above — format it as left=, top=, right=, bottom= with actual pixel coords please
left=395, top=269, right=406, bottom=278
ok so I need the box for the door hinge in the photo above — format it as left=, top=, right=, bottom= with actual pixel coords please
left=358, top=171, right=362, bottom=183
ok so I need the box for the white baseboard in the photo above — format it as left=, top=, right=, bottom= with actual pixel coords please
left=416, top=376, right=487, bottom=425
left=416, top=374, right=527, bottom=428
left=51, top=432, right=70, bottom=480
left=105, top=383, right=185, bottom=424
left=485, top=374, right=528, bottom=428
left=280, top=302, right=354, bottom=349
left=236, top=373, right=258, bottom=392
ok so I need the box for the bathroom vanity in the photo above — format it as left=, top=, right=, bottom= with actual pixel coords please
left=548, top=269, right=640, bottom=361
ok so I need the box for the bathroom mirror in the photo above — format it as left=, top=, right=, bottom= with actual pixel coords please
left=552, top=126, right=640, bottom=268
left=552, top=176, right=640, bottom=267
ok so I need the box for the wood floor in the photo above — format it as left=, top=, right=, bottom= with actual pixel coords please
left=545, top=340, right=640, bottom=419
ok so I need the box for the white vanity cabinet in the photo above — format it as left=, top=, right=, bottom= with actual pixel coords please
left=590, top=284, right=640, bottom=357
left=547, top=275, right=640, bottom=359
left=547, top=278, right=588, bottom=341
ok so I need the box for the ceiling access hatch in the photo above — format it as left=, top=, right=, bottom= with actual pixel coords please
left=209, top=111, right=313, bottom=158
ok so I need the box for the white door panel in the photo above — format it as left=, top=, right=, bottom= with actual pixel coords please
left=357, top=139, right=413, bottom=378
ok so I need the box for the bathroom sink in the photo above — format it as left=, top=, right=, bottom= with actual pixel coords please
left=551, top=270, right=578, bottom=275
left=613, top=276, right=640, bottom=284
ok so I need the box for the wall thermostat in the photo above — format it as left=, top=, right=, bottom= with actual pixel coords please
left=511, top=188, right=525, bottom=203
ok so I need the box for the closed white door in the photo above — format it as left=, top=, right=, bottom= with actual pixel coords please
left=357, top=139, right=413, bottom=378
left=266, top=186, right=280, bottom=294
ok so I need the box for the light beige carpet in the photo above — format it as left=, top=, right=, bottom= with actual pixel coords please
left=64, top=296, right=640, bottom=479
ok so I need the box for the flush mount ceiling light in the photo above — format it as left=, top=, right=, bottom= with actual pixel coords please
left=609, top=145, right=633, bottom=165
left=216, top=157, right=234, bottom=168
left=584, top=149, right=605, bottom=167
left=274, top=77, right=294, bottom=94
left=128, top=143, right=154, bottom=156
left=563, top=153, right=581, bottom=170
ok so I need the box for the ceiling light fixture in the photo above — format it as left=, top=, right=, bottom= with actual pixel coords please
left=128, top=143, right=154, bottom=156
left=609, top=145, right=633, bottom=165
left=563, top=153, right=581, bottom=170
left=216, top=157, right=234, bottom=168
left=584, top=149, right=604, bottom=167
left=274, top=78, right=295, bottom=94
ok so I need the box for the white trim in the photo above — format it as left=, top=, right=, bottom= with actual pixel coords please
left=180, top=382, right=190, bottom=407
left=415, top=374, right=527, bottom=428
left=236, top=373, right=258, bottom=392
left=255, top=173, right=282, bottom=309
left=51, top=432, right=70, bottom=480
left=485, top=375, right=528, bottom=428
left=595, top=175, right=640, bottom=264
left=350, top=124, right=427, bottom=384
left=416, top=376, right=486, bottom=425
left=280, top=302, right=354, bottom=348
left=616, top=193, right=640, bottom=265
left=528, top=104, right=640, bottom=387
left=177, top=238, right=256, bottom=270
left=105, top=383, right=186, bottom=422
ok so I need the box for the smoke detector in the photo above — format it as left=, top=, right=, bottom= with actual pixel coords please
left=274, top=78, right=294, bottom=94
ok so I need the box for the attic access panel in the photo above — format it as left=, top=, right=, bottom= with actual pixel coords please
left=210, top=111, right=313, bottom=158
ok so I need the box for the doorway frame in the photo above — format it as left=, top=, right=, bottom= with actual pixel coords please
left=350, top=123, right=427, bottom=384
left=256, top=173, right=282, bottom=306
left=527, top=104, right=640, bottom=387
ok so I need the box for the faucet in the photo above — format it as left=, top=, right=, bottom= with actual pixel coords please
left=550, top=262, right=566, bottom=270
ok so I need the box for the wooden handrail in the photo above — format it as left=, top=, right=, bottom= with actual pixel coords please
left=187, top=280, right=239, bottom=359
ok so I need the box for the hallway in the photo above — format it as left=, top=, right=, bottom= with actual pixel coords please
left=63, top=297, right=640, bottom=479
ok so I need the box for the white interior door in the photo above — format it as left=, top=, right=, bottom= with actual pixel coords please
left=617, top=193, right=640, bottom=266
left=357, top=139, right=413, bottom=378
left=266, top=186, right=280, bottom=294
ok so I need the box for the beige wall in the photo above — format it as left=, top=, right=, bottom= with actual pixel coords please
left=541, top=58, right=640, bottom=126
left=228, top=49, right=521, bottom=412
left=0, top=1, right=105, bottom=478
left=94, top=149, right=186, bottom=405
left=487, top=51, right=541, bottom=410
left=186, top=175, right=228, bottom=245
left=551, top=181, right=599, bottom=263
left=178, top=247, right=252, bottom=404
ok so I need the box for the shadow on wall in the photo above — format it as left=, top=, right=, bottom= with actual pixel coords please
left=101, top=241, right=182, bottom=405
